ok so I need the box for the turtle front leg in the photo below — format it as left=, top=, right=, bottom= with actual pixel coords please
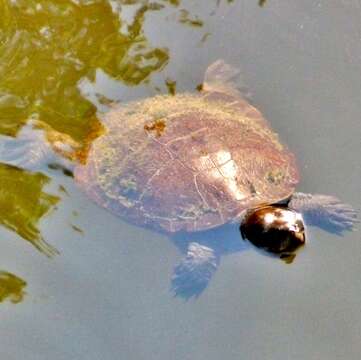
left=171, top=242, right=219, bottom=299
left=288, top=192, right=358, bottom=234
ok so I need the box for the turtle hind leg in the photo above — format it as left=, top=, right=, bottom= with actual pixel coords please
left=203, top=60, right=252, bottom=100
left=288, top=192, right=358, bottom=234
left=171, top=242, right=219, bottom=300
left=204, top=60, right=240, bottom=87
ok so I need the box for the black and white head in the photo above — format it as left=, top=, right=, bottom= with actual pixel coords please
left=240, top=205, right=306, bottom=263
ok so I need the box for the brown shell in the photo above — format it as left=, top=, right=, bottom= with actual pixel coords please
left=74, top=87, right=299, bottom=233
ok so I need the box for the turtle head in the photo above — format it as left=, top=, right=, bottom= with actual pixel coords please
left=240, top=205, right=305, bottom=263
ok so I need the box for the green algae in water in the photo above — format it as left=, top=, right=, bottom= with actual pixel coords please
left=161, top=0, right=180, bottom=6
left=0, top=271, right=27, bottom=304
left=0, top=0, right=169, bottom=143
left=178, top=9, right=203, bottom=27
left=0, top=163, right=59, bottom=256
left=165, top=78, right=177, bottom=95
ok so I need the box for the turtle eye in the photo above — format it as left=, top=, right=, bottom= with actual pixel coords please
left=240, top=206, right=305, bottom=259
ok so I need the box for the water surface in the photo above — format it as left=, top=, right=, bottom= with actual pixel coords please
left=0, top=1, right=360, bottom=359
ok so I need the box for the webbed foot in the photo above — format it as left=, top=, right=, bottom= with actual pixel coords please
left=204, top=60, right=240, bottom=87
left=171, top=242, right=218, bottom=299
left=203, top=60, right=251, bottom=101
left=289, top=192, right=358, bottom=234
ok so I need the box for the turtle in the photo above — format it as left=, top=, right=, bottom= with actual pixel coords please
left=0, top=60, right=357, bottom=299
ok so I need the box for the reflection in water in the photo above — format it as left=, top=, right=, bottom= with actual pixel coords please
left=0, top=0, right=169, bottom=143
left=0, top=271, right=27, bottom=304
left=0, top=163, right=59, bottom=256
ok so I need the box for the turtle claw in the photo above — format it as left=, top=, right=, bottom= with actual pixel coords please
left=171, top=242, right=218, bottom=299
left=289, top=192, right=358, bottom=234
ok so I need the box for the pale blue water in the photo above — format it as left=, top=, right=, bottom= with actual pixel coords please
left=0, top=1, right=360, bottom=359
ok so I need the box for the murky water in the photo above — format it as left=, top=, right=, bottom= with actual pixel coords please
left=0, top=1, right=360, bottom=359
